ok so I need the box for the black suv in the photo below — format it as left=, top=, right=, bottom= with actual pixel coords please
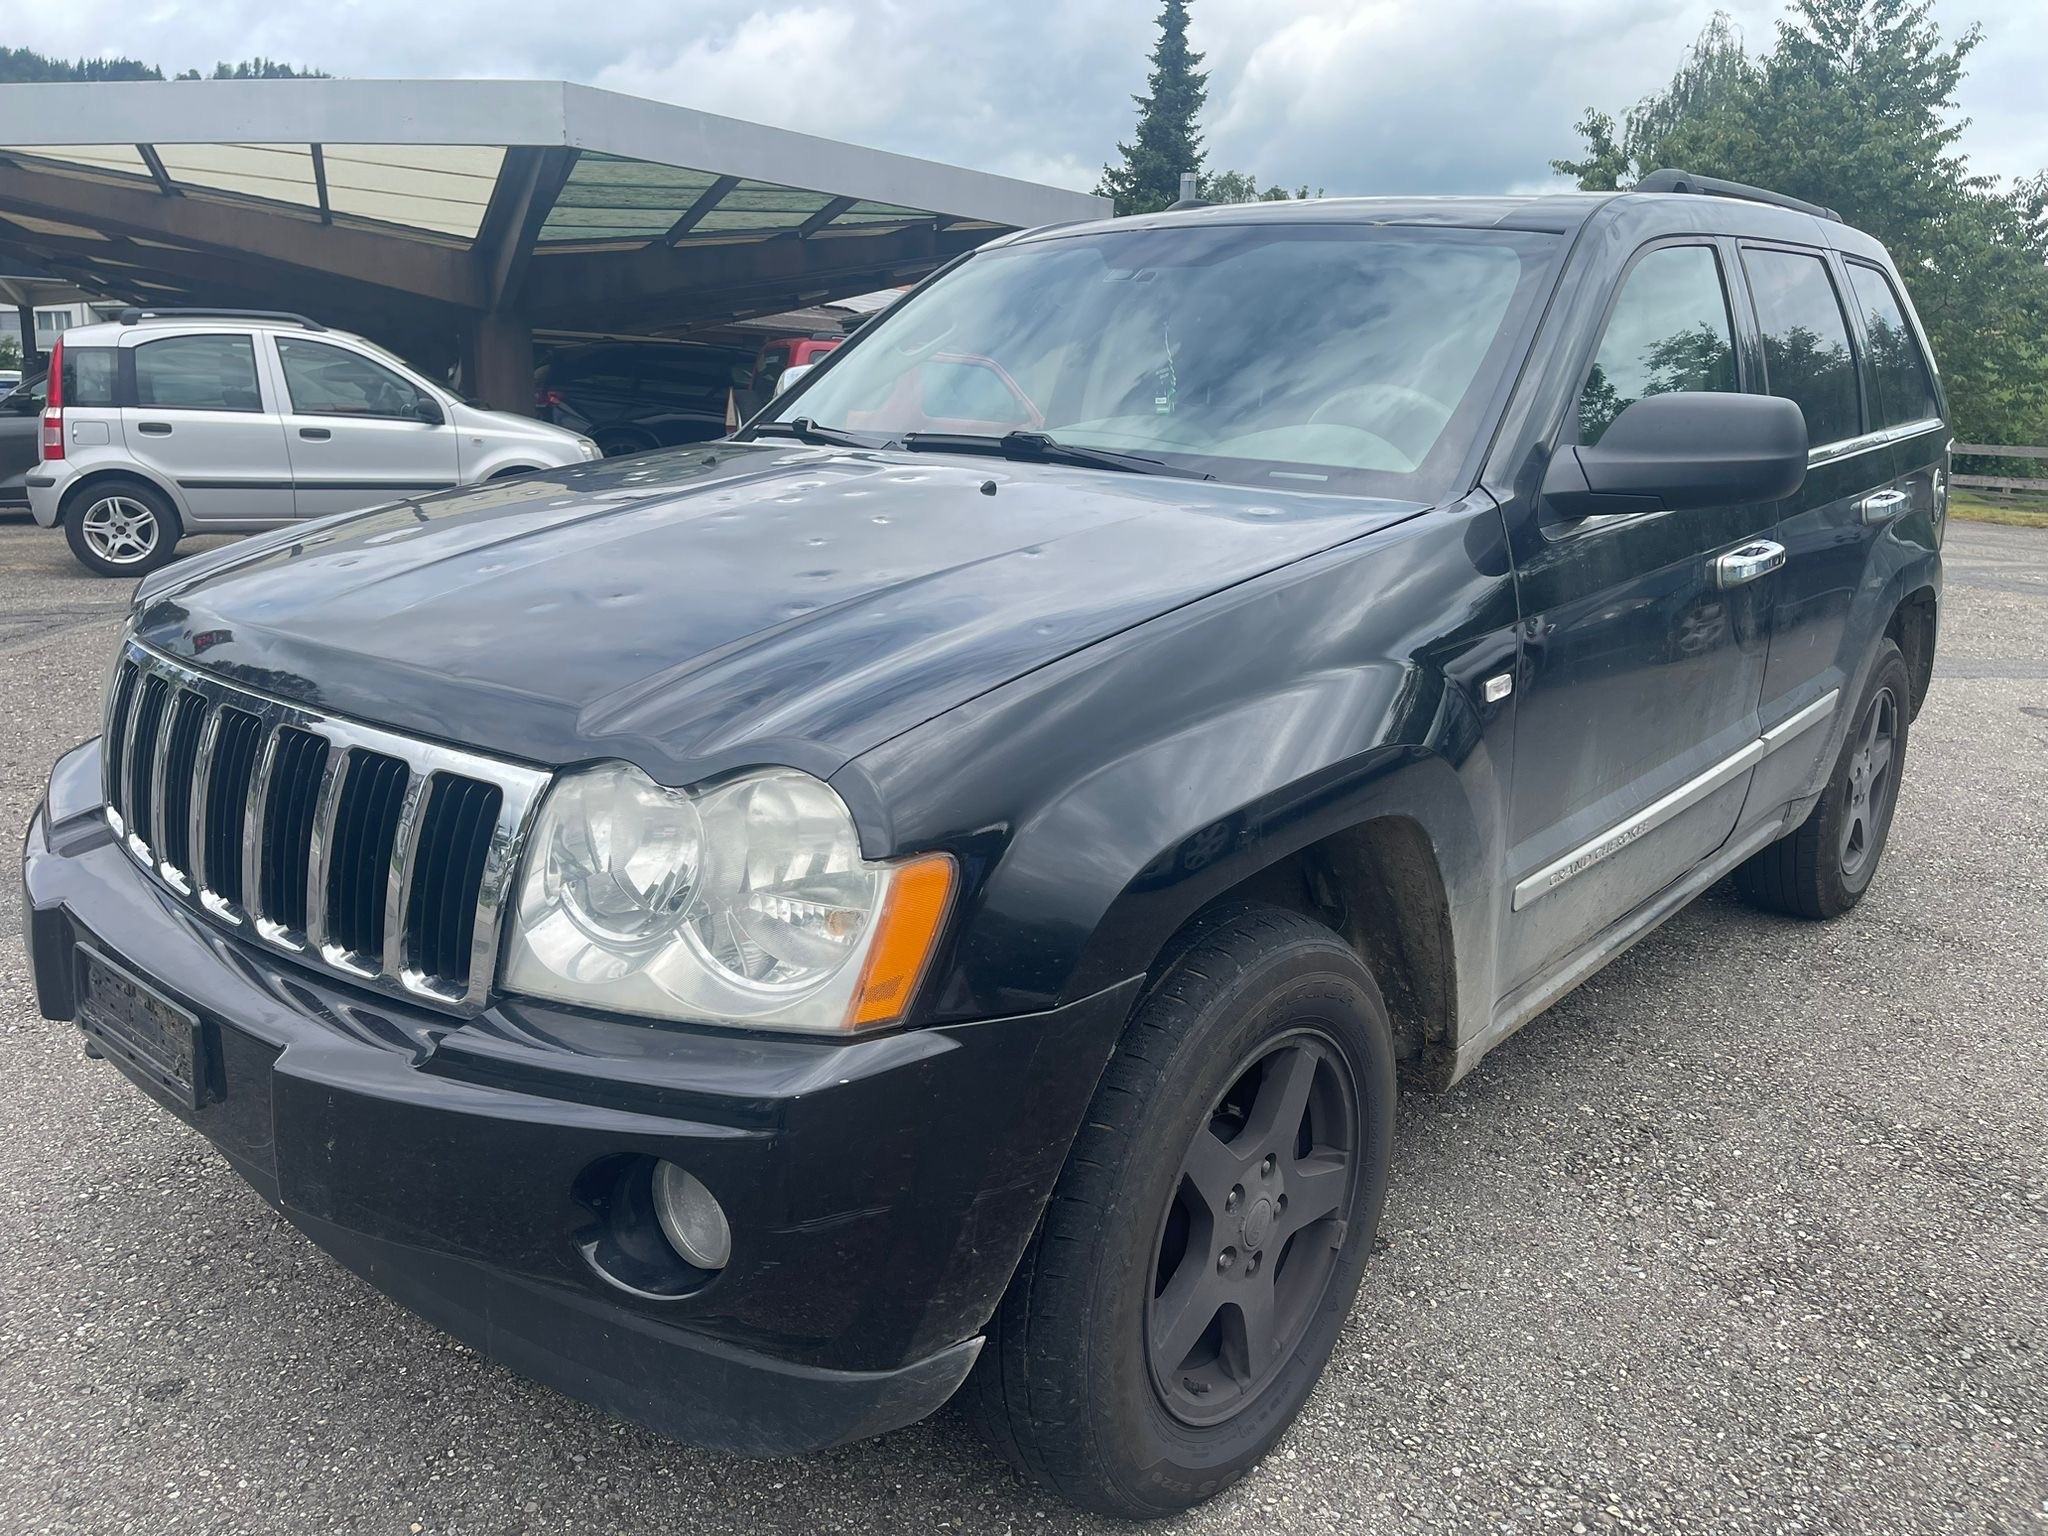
left=23, top=174, right=1944, bottom=1518
left=535, top=341, right=748, bottom=456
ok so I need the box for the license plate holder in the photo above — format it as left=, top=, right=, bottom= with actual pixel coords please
left=75, top=945, right=204, bottom=1111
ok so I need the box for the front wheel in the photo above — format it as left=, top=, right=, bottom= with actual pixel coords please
left=63, top=479, right=182, bottom=577
left=1735, top=638, right=1911, bottom=919
left=965, top=904, right=1395, bottom=1519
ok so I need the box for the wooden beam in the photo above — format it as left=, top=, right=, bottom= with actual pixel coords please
left=0, top=159, right=487, bottom=308
left=310, top=143, right=331, bottom=223
left=795, top=196, right=857, bottom=238
left=663, top=175, right=739, bottom=246
left=474, top=145, right=578, bottom=312
left=136, top=144, right=180, bottom=196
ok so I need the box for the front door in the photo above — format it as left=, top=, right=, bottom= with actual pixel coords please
left=270, top=334, right=460, bottom=518
left=1502, top=240, right=1779, bottom=993
left=120, top=332, right=294, bottom=526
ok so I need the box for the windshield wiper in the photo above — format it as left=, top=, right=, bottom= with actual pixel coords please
left=749, top=417, right=879, bottom=449
left=900, top=430, right=1211, bottom=480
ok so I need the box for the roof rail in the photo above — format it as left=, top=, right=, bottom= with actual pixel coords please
left=116, top=307, right=328, bottom=331
left=1632, top=168, right=1841, bottom=224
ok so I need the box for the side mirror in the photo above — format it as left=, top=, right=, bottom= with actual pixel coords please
left=773, top=363, right=815, bottom=397
left=413, top=394, right=447, bottom=426
left=1542, top=392, right=1807, bottom=520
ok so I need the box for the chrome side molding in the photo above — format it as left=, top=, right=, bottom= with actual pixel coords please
left=1512, top=688, right=1840, bottom=911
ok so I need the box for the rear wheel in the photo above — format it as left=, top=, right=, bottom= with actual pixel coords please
left=1735, top=639, right=1910, bottom=919
left=63, top=479, right=181, bottom=578
left=965, top=904, right=1395, bottom=1519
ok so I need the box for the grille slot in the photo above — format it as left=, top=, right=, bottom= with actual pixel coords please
left=103, top=660, right=140, bottom=823
left=324, top=751, right=410, bottom=961
left=204, top=708, right=265, bottom=904
left=100, top=642, right=546, bottom=1012
left=156, top=691, right=209, bottom=877
left=258, top=728, right=330, bottom=934
left=125, top=674, right=172, bottom=851
left=407, top=776, right=504, bottom=986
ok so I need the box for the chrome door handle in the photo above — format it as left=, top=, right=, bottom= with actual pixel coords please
left=1714, top=539, right=1786, bottom=588
left=1858, top=488, right=1909, bottom=524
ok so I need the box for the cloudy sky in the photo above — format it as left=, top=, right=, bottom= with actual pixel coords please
left=13, top=0, right=2045, bottom=196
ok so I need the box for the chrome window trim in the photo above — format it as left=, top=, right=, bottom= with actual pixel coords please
left=1806, top=416, right=1946, bottom=467
left=101, top=637, right=552, bottom=1014
left=1513, top=689, right=1839, bottom=911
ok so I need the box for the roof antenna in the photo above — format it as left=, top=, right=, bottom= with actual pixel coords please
left=1168, top=170, right=1209, bottom=211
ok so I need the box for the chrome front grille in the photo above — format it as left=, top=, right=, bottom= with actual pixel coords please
left=103, top=640, right=551, bottom=1013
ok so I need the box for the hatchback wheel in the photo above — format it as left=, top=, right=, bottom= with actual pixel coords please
left=64, top=480, right=182, bottom=578
left=965, top=904, right=1395, bottom=1519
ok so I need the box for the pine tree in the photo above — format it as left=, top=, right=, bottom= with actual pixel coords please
left=1097, top=0, right=1207, bottom=216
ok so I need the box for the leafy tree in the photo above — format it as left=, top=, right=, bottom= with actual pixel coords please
left=0, top=334, right=22, bottom=370
left=1552, top=0, right=2048, bottom=446
left=1200, top=169, right=1319, bottom=203
left=1098, top=0, right=1208, bottom=215
left=0, top=47, right=162, bottom=83
left=175, top=59, right=330, bottom=80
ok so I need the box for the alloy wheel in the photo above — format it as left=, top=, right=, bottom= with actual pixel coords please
left=1839, top=685, right=1899, bottom=880
left=80, top=496, right=161, bottom=566
left=1145, top=1028, right=1359, bottom=1426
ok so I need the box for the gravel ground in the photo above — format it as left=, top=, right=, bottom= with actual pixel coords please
left=1, top=512, right=2043, bottom=1535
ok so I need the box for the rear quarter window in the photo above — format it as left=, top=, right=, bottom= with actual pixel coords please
left=1844, top=262, right=1940, bottom=428
left=61, top=346, right=118, bottom=407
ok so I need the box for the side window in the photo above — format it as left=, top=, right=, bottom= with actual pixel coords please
left=277, top=338, right=428, bottom=419
left=1844, top=263, right=1939, bottom=429
left=133, top=335, right=262, bottom=412
left=1577, top=245, right=1738, bottom=446
left=61, top=346, right=117, bottom=407
left=1741, top=248, right=1861, bottom=448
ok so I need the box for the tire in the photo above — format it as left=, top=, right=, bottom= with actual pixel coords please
left=62, top=478, right=182, bottom=578
left=965, top=904, right=1396, bottom=1519
left=1734, top=638, right=1911, bottom=920
left=594, top=429, right=657, bottom=459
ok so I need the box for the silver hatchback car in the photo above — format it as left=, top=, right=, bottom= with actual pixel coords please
left=28, top=309, right=601, bottom=576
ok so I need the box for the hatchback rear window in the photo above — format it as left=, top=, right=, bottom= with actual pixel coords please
left=61, top=346, right=117, bottom=407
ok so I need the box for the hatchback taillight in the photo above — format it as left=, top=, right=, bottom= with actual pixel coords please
left=40, top=337, right=63, bottom=461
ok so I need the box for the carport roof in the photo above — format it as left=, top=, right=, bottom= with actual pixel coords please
left=0, top=79, right=1107, bottom=338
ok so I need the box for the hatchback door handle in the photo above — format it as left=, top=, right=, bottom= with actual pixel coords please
left=1858, top=488, right=1909, bottom=523
left=298, top=427, right=332, bottom=441
left=136, top=421, right=172, bottom=436
left=1714, top=539, right=1786, bottom=588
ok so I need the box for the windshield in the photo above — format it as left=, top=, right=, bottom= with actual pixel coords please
left=766, top=221, right=1558, bottom=497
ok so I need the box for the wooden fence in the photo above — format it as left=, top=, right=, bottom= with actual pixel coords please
left=1953, top=443, right=2048, bottom=497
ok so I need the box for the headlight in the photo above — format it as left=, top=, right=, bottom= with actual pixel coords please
left=502, top=763, right=954, bottom=1033
left=577, top=436, right=603, bottom=461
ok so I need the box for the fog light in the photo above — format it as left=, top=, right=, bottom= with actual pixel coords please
left=652, top=1162, right=731, bottom=1271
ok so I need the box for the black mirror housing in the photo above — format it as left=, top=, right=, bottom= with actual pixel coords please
left=1543, top=392, right=1808, bottom=520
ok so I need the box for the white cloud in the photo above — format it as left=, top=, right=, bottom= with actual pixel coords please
left=8, top=0, right=2042, bottom=198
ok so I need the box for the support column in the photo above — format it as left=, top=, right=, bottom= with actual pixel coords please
left=461, top=312, right=534, bottom=415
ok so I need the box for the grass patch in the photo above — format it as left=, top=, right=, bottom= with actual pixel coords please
left=1949, top=489, right=2048, bottom=528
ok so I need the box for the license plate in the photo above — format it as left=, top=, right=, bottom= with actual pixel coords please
left=76, top=946, right=203, bottom=1111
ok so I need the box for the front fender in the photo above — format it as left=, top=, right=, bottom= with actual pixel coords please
left=846, top=495, right=1521, bottom=1039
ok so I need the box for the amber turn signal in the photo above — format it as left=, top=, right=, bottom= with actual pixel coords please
left=847, top=853, right=956, bottom=1029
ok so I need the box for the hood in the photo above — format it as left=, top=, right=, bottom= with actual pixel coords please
left=448, top=398, right=586, bottom=446
left=133, top=443, right=1425, bottom=784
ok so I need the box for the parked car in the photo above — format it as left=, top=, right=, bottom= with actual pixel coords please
left=725, top=332, right=846, bottom=425
left=535, top=341, right=748, bottom=457
left=0, top=368, right=47, bottom=508
left=24, top=176, right=1945, bottom=1518
left=28, top=308, right=601, bottom=576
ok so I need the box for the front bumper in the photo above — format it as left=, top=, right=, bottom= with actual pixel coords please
left=23, top=739, right=1137, bottom=1454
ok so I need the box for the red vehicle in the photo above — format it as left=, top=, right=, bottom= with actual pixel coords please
left=728, top=334, right=845, bottom=428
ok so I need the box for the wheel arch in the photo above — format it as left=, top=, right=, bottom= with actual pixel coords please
left=1886, top=583, right=1937, bottom=719
left=57, top=464, right=190, bottom=526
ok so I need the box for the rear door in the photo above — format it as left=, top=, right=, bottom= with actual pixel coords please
left=1502, top=239, right=1779, bottom=992
left=120, top=332, right=293, bottom=526
left=271, top=334, right=460, bottom=517
left=1738, top=244, right=1895, bottom=813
